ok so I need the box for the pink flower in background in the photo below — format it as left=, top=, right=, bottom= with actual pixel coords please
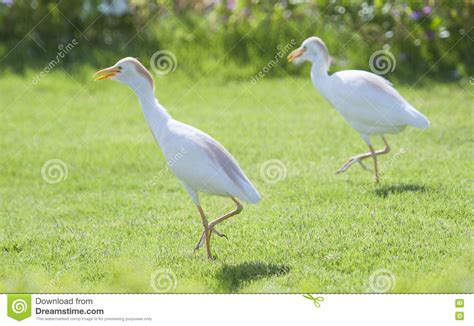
left=227, top=0, right=235, bottom=10
left=422, top=6, right=432, bottom=15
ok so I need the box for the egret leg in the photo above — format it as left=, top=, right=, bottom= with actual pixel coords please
left=194, top=198, right=243, bottom=260
left=194, top=226, right=227, bottom=252
left=194, top=206, right=230, bottom=260
left=194, top=205, right=213, bottom=259
left=369, top=145, right=379, bottom=183
left=208, top=197, right=243, bottom=230
left=337, top=136, right=390, bottom=176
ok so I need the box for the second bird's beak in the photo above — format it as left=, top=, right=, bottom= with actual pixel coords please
left=287, top=48, right=305, bottom=62
left=93, top=66, right=120, bottom=81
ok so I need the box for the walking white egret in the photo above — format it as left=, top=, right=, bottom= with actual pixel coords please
left=94, top=57, right=260, bottom=259
left=288, top=37, right=430, bottom=182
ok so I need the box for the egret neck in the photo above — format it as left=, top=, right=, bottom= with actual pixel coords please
left=310, top=58, right=330, bottom=93
left=130, top=80, right=171, bottom=146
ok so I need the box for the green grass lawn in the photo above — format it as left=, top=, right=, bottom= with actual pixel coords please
left=0, top=69, right=472, bottom=293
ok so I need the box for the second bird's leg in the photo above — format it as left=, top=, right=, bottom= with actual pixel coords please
left=337, top=136, right=391, bottom=176
left=369, top=145, right=379, bottom=183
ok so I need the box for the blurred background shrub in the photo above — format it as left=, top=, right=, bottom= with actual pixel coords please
left=0, top=0, right=472, bottom=81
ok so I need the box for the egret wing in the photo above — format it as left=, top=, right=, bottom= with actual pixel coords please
left=329, top=70, right=429, bottom=129
left=165, top=122, right=260, bottom=203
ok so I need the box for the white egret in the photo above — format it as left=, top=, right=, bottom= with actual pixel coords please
left=288, top=37, right=430, bottom=182
left=94, top=57, right=260, bottom=259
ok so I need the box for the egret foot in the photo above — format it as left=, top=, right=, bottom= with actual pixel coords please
left=193, top=198, right=242, bottom=260
left=194, top=227, right=227, bottom=251
left=336, top=136, right=390, bottom=180
left=337, top=154, right=373, bottom=174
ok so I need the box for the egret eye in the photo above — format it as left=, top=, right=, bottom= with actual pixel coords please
left=118, top=66, right=123, bottom=71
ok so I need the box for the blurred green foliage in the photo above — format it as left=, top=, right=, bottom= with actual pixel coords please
left=0, top=0, right=472, bottom=81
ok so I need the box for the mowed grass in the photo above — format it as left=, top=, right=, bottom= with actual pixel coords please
left=0, top=69, right=472, bottom=293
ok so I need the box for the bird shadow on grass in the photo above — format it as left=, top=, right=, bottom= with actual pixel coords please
left=217, top=262, right=290, bottom=293
left=374, top=183, right=427, bottom=198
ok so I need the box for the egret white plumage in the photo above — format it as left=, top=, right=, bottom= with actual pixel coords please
left=94, top=57, right=260, bottom=259
left=288, top=37, right=430, bottom=182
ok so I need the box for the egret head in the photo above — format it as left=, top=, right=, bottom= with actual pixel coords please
left=287, top=37, right=330, bottom=72
left=94, top=57, right=154, bottom=91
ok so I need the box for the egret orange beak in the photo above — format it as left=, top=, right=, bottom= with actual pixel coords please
left=287, top=47, right=305, bottom=62
left=93, top=66, right=120, bottom=81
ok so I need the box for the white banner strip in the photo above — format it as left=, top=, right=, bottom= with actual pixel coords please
left=0, top=294, right=471, bottom=325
